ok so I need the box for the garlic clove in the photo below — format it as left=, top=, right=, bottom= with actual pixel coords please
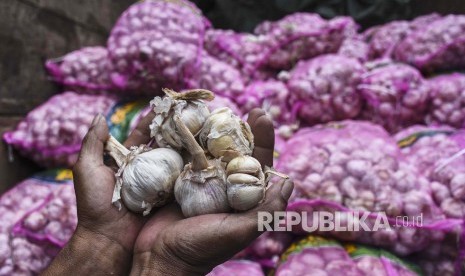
left=227, top=173, right=262, bottom=185
left=199, top=107, right=254, bottom=162
left=227, top=184, right=265, bottom=211
left=226, top=156, right=262, bottom=176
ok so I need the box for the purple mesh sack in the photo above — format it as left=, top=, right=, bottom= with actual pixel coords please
left=237, top=80, right=293, bottom=127
left=426, top=73, right=465, bottom=128
left=277, top=121, right=462, bottom=255
left=207, top=260, right=264, bottom=276
left=253, top=14, right=358, bottom=70
left=184, top=52, right=245, bottom=99
left=344, top=244, right=421, bottom=276
left=46, top=47, right=122, bottom=94
left=395, top=125, right=465, bottom=219
left=362, top=14, right=441, bottom=60
left=3, top=92, right=150, bottom=167
left=275, top=235, right=364, bottom=276
left=239, top=232, right=294, bottom=268
left=394, top=15, right=465, bottom=72
left=287, top=54, right=365, bottom=125
left=204, top=29, right=270, bottom=78
left=206, top=94, right=242, bottom=117
left=13, top=180, right=76, bottom=249
left=358, top=62, right=430, bottom=133
left=107, top=0, right=210, bottom=92
left=0, top=170, right=73, bottom=275
left=337, top=37, right=370, bottom=62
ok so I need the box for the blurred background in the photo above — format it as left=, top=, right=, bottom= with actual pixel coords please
left=1, top=0, right=464, bottom=191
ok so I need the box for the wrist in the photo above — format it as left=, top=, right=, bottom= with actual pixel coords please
left=43, top=225, right=132, bottom=275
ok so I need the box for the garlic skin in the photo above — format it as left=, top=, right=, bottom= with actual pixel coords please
left=199, top=107, right=254, bottom=161
left=150, top=89, right=213, bottom=149
left=175, top=159, right=230, bottom=217
left=226, top=156, right=266, bottom=211
left=172, top=115, right=231, bottom=217
left=105, top=136, right=184, bottom=215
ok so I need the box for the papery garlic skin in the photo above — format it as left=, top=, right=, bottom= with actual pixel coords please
left=105, top=136, right=184, bottom=215
left=172, top=114, right=231, bottom=217
left=199, top=107, right=254, bottom=161
left=121, top=148, right=184, bottom=215
left=150, top=89, right=213, bottom=149
left=226, top=156, right=265, bottom=211
left=175, top=159, right=230, bottom=217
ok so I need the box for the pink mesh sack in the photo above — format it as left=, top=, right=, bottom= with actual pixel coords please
left=184, top=52, right=245, bottom=99
left=253, top=14, right=358, bottom=70
left=358, top=61, right=430, bottom=133
left=287, top=54, right=365, bottom=125
left=207, top=260, right=264, bottom=276
left=0, top=169, right=73, bottom=275
left=426, top=73, right=465, bottom=128
left=3, top=92, right=150, bottom=167
left=276, top=121, right=462, bottom=255
left=337, top=36, right=370, bottom=62
left=46, top=47, right=122, bottom=94
left=394, top=15, right=465, bottom=72
left=395, top=125, right=465, bottom=219
left=275, top=236, right=364, bottom=276
left=107, top=0, right=210, bottom=92
left=238, top=80, right=293, bottom=127
left=206, top=94, right=242, bottom=117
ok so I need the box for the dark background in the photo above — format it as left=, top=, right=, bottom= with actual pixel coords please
left=1, top=0, right=464, bottom=192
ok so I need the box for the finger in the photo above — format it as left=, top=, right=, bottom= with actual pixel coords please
left=173, top=179, right=294, bottom=269
left=124, top=109, right=155, bottom=148
left=75, top=114, right=109, bottom=169
left=247, top=109, right=274, bottom=168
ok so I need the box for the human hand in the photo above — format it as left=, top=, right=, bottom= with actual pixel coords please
left=129, top=109, right=294, bottom=276
left=43, top=112, right=156, bottom=275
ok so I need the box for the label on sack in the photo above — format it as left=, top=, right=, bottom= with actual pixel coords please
left=106, top=100, right=148, bottom=142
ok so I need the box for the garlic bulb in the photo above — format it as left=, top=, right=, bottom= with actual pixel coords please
left=226, top=155, right=266, bottom=211
left=105, top=136, right=184, bottom=215
left=150, top=88, right=214, bottom=149
left=173, top=115, right=230, bottom=217
left=198, top=107, right=254, bottom=162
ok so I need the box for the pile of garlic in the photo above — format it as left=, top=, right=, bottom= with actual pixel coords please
left=105, top=89, right=286, bottom=217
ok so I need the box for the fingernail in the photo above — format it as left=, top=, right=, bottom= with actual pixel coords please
left=281, top=180, right=294, bottom=201
left=91, top=114, right=102, bottom=127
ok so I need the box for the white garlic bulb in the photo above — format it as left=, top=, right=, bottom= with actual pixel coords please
left=150, top=89, right=214, bottom=149
left=105, top=136, right=184, bottom=215
left=172, top=115, right=230, bottom=217
left=226, top=156, right=266, bottom=211
left=198, top=107, right=254, bottom=162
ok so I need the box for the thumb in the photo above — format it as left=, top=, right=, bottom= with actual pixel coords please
left=75, top=114, right=109, bottom=170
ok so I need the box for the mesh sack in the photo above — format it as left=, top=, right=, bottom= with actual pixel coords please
left=275, top=235, right=364, bottom=276
left=3, top=92, right=149, bottom=167
left=207, top=260, right=264, bottom=276
left=253, top=14, right=358, bottom=70
left=358, top=61, right=430, bottom=133
left=426, top=73, right=465, bottom=128
left=107, top=0, right=210, bottom=92
left=277, top=121, right=461, bottom=255
left=287, top=54, right=365, bottom=125
left=45, top=47, right=122, bottom=94
left=394, top=15, right=465, bottom=72
left=395, top=125, right=465, bottom=219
